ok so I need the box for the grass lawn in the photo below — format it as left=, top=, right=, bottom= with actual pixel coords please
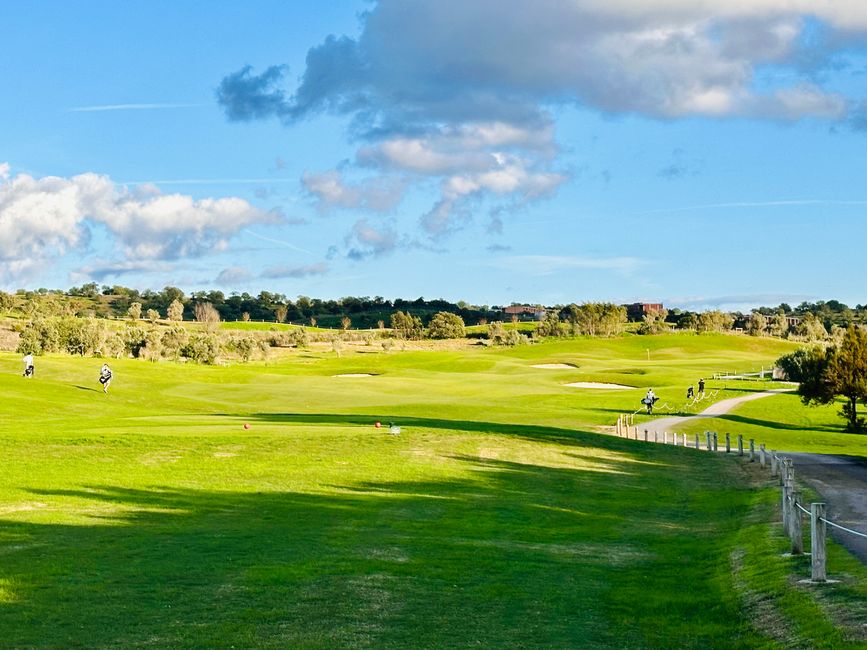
left=1, top=333, right=865, bottom=647
left=672, top=389, right=867, bottom=457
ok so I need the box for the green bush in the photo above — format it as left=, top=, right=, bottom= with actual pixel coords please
left=427, top=312, right=466, bottom=339
left=182, top=333, right=219, bottom=364
left=391, top=311, right=424, bottom=340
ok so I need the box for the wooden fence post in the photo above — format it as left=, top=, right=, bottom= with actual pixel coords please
left=654, top=430, right=658, bottom=443
left=725, top=432, right=731, bottom=453
left=694, top=433, right=700, bottom=449
left=644, top=429, right=648, bottom=442
left=712, top=432, right=718, bottom=452
left=811, top=503, right=827, bottom=582
left=791, top=490, right=804, bottom=555
left=780, top=485, right=789, bottom=536
left=737, top=435, right=744, bottom=457
left=759, top=444, right=766, bottom=468
left=784, top=473, right=794, bottom=538
left=749, top=439, right=755, bottom=462
left=770, top=452, right=778, bottom=476
left=663, top=431, right=668, bottom=444
left=705, top=431, right=712, bottom=451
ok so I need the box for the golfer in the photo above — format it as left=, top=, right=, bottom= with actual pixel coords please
left=698, top=378, right=705, bottom=396
left=99, top=363, right=112, bottom=393
left=686, top=385, right=694, bottom=400
left=643, top=388, right=657, bottom=414
left=23, top=352, right=34, bottom=378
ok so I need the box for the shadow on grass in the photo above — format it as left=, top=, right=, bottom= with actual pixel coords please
left=73, top=385, right=100, bottom=393
left=0, top=448, right=757, bottom=648
left=708, top=413, right=842, bottom=433
left=219, top=411, right=623, bottom=449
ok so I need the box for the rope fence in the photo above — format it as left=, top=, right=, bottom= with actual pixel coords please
left=613, top=413, right=867, bottom=583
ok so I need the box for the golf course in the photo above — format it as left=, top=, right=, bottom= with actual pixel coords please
left=2, top=332, right=866, bottom=648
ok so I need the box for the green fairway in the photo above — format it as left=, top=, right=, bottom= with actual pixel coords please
left=1, top=333, right=865, bottom=647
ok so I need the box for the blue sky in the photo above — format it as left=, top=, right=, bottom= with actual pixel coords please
left=1, top=0, right=865, bottom=310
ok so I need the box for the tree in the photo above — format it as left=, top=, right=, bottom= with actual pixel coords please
left=391, top=311, right=424, bottom=340
left=767, top=311, right=788, bottom=337
left=146, top=308, right=160, bottom=323
left=428, top=312, right=466, bottom=339
left=127, top=302, right=142, bottom=321
left=782, top=326, right=867, bottom=432
left=638, top=308, right=669, bottom=335
left=194, top=302, right=221, bottom=324
left=167, top=299, right=184, bottom=322
left=341, top=316, right=352, bottom=331
left=747, top=312, right=767, bottom=336
left=794, top=312, right=828, bottom=341
left=567, top=303, right=627, bottom=337
left=537, top=311, right=563, bottom=337
left=275, top=305, right=288, bottom=324
left=695, top=310, right=733, bottom=333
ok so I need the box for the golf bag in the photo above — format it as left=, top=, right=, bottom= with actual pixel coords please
left=23, top=365, right=34, bottom=378
left=641, top=396, right=659, bottom=413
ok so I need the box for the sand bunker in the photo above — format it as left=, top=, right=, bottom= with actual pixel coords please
left=334, top=373, right=376, bottom=377
left=564, top=382, right=634, bottom=390
left=532, top=363, right=577, bottom=369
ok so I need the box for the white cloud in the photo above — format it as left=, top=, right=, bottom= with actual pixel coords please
left=0, top=164, right=279, bottom=281
left=302, top=170, right=405, bottom=213
left=216, top=266, right=253, bottom=284
left=345, top=219, right=400, bottom=259
left=218, top=0, right=867, bottom=250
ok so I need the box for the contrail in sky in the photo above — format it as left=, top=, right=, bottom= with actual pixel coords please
left=68, top=103, right=205, bottom=112
left=243, top=229, right=313, bottom=255
left=120, top=178, right=297, bottom=186
left=640, top=199, right=867, bottom=215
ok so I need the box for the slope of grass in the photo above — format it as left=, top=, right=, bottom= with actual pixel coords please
left=674, top=391, right=867, bottom=456
left=2, top=333, right=864, bottom=647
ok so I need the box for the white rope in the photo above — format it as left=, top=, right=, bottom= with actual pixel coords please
left=788, top=497, right=867, bottom=539
left=820, top=518, right=867, bottom=539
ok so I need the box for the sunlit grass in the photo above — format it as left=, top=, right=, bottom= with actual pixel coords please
left=1, top=333, right=864, bottom=647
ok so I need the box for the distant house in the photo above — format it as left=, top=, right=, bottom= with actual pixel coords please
left=785, top=315, right=801, bottom=329
left=503, top=305, right=547, bottom=321
left=625, top=302, right=664, bottom=321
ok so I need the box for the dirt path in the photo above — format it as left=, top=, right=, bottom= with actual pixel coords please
left=642, top=388, right=794, bottom=435
left=784, top=453, right=867, bottom=564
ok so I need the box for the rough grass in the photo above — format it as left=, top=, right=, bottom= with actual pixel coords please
left=1, top=333, right=864, bottom=647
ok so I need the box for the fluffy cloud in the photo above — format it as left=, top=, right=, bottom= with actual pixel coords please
left=345, top=219, right=400, bottom=259
left=217, top=0, right=866, bottom=248
left=301, top=170, right=405, bottom=213
left=218, top=1, right=864, bottom=126
left=216, top=266, right=253, bottom=284
left=0, top=165, right=279, bottom=279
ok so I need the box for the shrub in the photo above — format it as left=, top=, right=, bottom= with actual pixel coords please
left=182, top=333, right=219, bottom=364
left=427, top=312, right=466, bottom=339
left=121, top=325, right=149, bottom=358
left=229, top=335, right=257, bottom=362
left=161, top=325, right=189, bottom=359
left=536, top=312, right=564, bottom=338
